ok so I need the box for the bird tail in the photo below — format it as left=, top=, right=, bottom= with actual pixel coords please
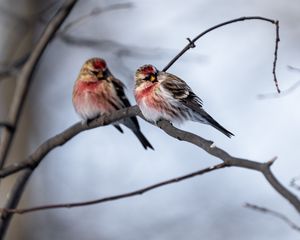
left=194, top=109, right=234, bottom=138
left=114, top=124, right=124, bottom=133
left=132, top=129, right=154, bottom=150
left=122, top=118, right=154, bottom=150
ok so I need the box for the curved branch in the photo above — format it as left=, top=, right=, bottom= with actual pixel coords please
left=152, top=120, right=300, bottom=213
left=0, top=106, right=139, bottom=178
left=0, top=0, right=78, bottom=169
left=59, top=2, right=133, bottom=34
left=245, top=203, right=300, bottom=232
left=163, top=16, right=280, bottom=93
left=257, top=80, right=300, bottom=99
left=0, top=106, right=300, bottom=215
left=0, top=163, right=227, bottom=214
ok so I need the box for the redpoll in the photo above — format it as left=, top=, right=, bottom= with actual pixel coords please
left=73, top=58, right=153, bottom=149
left=134, top=64, right=234, bottom=137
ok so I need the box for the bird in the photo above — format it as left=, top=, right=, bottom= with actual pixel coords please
left=72, top=58, right=154, bottom=149
left=134, top=64, right=234, bottom=138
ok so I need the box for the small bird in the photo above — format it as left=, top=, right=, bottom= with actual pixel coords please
left=73, top=58, right=153, bottom=149
left=134, top=64, right=234, bottom=137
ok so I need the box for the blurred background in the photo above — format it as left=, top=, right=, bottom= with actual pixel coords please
left=0, top=0, right=300, bottom=239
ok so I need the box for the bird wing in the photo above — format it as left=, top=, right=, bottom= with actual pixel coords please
left=160, top=73, right=203, bottom=108
left=110, top=76, right=140, bottom=129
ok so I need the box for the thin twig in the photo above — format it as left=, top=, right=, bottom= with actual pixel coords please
left=0, top=163, right=227, bottom=214
left=273, top=21, right=280, bottom=93
left=257, top=80, right=300, bottom=99
left=245, top=203, right=300, bottom=232
left=59, top=2, right=133, bottom=34
left=163, top=16, right=281, bottom=93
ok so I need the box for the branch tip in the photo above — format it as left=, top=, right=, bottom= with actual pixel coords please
left=266, top=156, right=277, bottom=166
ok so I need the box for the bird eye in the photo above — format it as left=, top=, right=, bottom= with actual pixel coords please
left=144, top=74, right=156, bottom=81
left=90, top=70, right=98, bottom=75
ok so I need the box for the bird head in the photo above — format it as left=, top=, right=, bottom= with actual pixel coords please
left=135, top=64, right=158, bottom=86
left=80, top=58, right=110, bottom=81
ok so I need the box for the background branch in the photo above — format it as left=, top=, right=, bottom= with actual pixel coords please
left=0, top=0, right=78, bottom=170
left=0, top=163, right=227, bottom=214
left=163, top=16, right=281, bottom=93
left=59, top=2, right=133, bottom=34
left=257, top=81, right=300, bottom=99
left=245, top=203, right=300, bottom=232
left=0, top=0, right=78, bottom=239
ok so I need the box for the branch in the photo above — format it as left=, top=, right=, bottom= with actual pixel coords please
left=1, top=107, right=300, bottom=216
left=59, top=2, right=133, bottom=34
left=0, top=0, right=78, bottom=239
left=0, top=106, right=140, bottom=178
left=0, top=3, right=133, bottom=82
left=163, top=16, right=281, bottom=93
left=245, top=203, right=300, bottom=232
left=0, top=0, right=78, bottom=168
left=0, top=163, right=227, bottom=214
left=258, top=65, right=300, bottom=99
left=152, top=120, right=300, bottom=213
left=257, top=80, right=300, bottom=99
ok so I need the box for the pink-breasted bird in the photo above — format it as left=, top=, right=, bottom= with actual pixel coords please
left=134, top=64, right=234, bottom=138
left=72, top=58, right=154, bottom=149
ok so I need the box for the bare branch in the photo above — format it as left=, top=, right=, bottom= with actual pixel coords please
left=152, top=119, right=300, bottom=213
left=163, top=16, right=281, bottom=93
left=257, top=81, right=300, bottom=99
left=0, top=0, right=78, bottom=169
left=0, top=0, right=78, bottom=239
left=59, top=2, right=133, bottom=34
left=258, top=65, right=300, bottom=99
left=0, top=106, right=140, bottom=178
left=0, top=107, right=299, bottom=216
left=245, top=203, right=300, bottom=232
left=0, top=163, right=227, bottom=214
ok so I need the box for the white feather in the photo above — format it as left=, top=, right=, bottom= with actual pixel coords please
left=75, top=92, right=100, bottom=121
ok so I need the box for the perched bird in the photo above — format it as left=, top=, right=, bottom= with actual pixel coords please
left=134, top=64, right=234, bottom=137
left=73, top=58, right=153, bottom=149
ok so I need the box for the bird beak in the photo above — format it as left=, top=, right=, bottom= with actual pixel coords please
left=150, top=74, right=156, bottom=81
